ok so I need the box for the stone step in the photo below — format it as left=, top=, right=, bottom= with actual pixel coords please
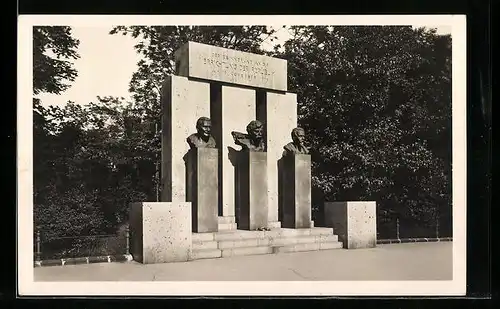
left=270, top=234, right=338, bottom=247
left=267, top=221, right=282, bottom=229
left=214, top=230, right=271, bottom=241
left=217, top=238, right=270, bottom=249
left=193, top=228, right=335, bottom=244
left=192, top=232, right=215, bottom=242
left=319, top=241, right=344, bottom=250
left=190, top=248, right=222, bottom=260
left=218, top=223, right=238, bottom=231
left=278, top=227, right=334, bottom=237
left=218, top=216, right=236, bottom=224
left=193, top=240, right=218, bottom=250
left=273, top=240, right=342, bottom=254
left=221, top=246, right=273, bottom=258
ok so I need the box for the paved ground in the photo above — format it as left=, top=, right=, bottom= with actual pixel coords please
left=35, top=242, right=452, bottom=281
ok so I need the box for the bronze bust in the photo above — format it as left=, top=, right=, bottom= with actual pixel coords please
left=283, top=127, right=309, bottom=156
left=231, top=120, right=265, bottom=152
left=187, top=117, right=217, bottom=149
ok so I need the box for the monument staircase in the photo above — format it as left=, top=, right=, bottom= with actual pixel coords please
left=190, top=218, right=343, bottom=261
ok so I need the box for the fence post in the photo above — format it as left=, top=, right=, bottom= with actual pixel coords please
left=436, top=216, right=440, bottom=239
left=35, top=228, right=41, bottom=261
left=396, top=218, right=400, bottom=239
left=125, top=226, right=130, bottom=255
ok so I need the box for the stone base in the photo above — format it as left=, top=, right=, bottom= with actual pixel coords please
left=324, top=201, right=377, bottom=249
left=129, top=202, right=192, bottom=263
left=236, top=151, right=269, bottom=230
left=185, top=148, right=218, bottom=233
left=280, top=154, right=312, bottom=228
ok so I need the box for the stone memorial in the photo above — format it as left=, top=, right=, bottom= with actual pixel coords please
left=280, top=128, right=312, bottom=228
left=232, top=120, right=269, bottom=230
left=161, top=42, right=297, bottom=231
left=323, top=201, right=377, bottom=249
left=129, top=40, right=373, bottom=264
left=185, top=117, right=218, bottom=233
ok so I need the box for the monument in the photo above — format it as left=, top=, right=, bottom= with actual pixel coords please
left=280, top=128, right=312, bottom=229
left=185, top=117, right=218, bottom=233
left=129, top=41, right=371, bottom=264
left=232, top=120, right=268, bottom=230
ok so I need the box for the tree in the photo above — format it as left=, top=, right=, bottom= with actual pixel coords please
left=273, top=26, right=452, bottom=238
left=33, top=26, right=80, bottom=95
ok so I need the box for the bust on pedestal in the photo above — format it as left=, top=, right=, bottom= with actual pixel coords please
left=185, top=117, right=219, bottom=233
left=232, top=120, right=269, bottom=230
left=280, top=127, right=312, bottom=229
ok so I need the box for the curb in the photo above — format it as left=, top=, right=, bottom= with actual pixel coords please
left=34, top=254, right=133, bottom=267
left=377, top=237, right=452, bottom=244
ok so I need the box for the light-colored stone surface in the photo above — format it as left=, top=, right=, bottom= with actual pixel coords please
left=237, top=151, right=269, bottom=230
left=193, top=241, right=218, bottom=251
left=35, top=242, right=453, bottom=281
left=221, top=246, right=273, bottom=258
left=186, top=147, right=219, bottom=233
left=218, top=222, right=237, bottom=231
left=175, top=41, right=287, bottom=91
left=219, top=85, right=256, bottom=218
left=161, top=76, right=210, bottom=202
left=324, top=201, right=377, bottom=249
left=264, top=92, right=298, bottom=224
left=190, top=248, right=222, bottom=260
left=218, top=216, right=236, bottom=224
left=282, top=154, right=312, bottom=228
left=129, top=202, right=192, bottom=264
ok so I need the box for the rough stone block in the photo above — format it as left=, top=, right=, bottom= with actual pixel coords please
left=185, top=147, right=219, bottom=233
left=324, top=201, right=377, bottom=249
left=236, top=151, right=269, bottom=230
left=129, top=202, right=192, bottom=264
left=281, top=154, right=312, bottom=228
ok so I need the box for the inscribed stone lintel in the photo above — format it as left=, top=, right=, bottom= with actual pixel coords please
left=186, top=148, right=219, bottom=233
left=175, top=41, right=287, bottom=92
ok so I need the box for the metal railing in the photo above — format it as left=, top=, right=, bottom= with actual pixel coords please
left=34, top=227, right=130, bottom=261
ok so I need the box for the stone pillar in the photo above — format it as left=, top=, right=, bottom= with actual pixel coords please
left=281, top=154, right=312, bottom=228
left=218, top=85, right=256, bottom=220
left=129, top=202, right=192, bottom=264
left=263, top=92, right=298, bottom=227
left=185, top=148, right=219, bottom=233
left=324, top=201, right=377, bottom=249
left=160, top=75, right=210, bottom=202
left=236, top=151, right=268, bottom=230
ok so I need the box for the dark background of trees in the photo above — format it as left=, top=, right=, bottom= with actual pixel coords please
left=33, top=25, right=452, bottom=242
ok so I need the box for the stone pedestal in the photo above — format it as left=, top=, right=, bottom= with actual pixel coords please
left=281, top=154, right=312, bottom=228
left=186, top=148, right=219, bottom=233
left=129, top=202, right=192, bottom=263
left=236, top=151, right=268, bottom=230
left=324, top=201, right=377, bottom=249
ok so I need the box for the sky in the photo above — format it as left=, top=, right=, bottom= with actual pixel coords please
left=35, top=25, right=452, bottom=108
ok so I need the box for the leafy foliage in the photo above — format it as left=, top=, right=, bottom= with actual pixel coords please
left=33, top=26, right=80, bottom=95
left=273, top=26, right=452, bottom=237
